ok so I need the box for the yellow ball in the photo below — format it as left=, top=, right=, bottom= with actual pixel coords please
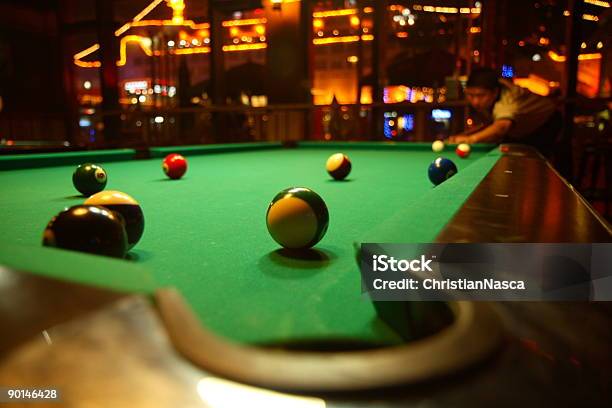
left=432, top=140, right=445, bottom=153
left=85, top=190, right=144, bottom=250
left=326, top=153, right=352, bottom=180
left=266, top=187, right=329, bottom=249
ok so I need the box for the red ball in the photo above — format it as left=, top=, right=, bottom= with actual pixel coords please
left=455, top=143, right=471, bottom=158
left=163, top=154, right=187, bottom=179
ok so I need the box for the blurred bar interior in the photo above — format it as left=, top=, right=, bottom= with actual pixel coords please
left=0, top=0, right=610, bottom=216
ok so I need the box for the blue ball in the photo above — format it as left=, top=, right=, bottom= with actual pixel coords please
left=428, top=157, right=458, bottom=186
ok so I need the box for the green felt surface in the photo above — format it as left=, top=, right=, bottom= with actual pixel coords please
left=0, top=144, right=497, bottom=346
left=0, top=242, right=156, bottom=293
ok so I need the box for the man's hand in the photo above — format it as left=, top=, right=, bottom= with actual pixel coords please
left=448, top=134, right=472, bottom=144
left=449, top=119, right=512, bottom=144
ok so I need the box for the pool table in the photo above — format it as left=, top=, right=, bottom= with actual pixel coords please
left=0, top=142, right=611, bottom=406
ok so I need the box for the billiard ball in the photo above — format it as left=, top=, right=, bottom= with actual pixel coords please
left=42, top=205, right=127, bottom=258
left=428, top=157, right=458, bottom=186
left=456, top=143, right=471, bottom=158
left=73, top=163, right=107, bottom=196
left=266, top=187, right=329, bottom=249
left=85, top=190, right=144, bottom=250
left=163, top=153, right=187, bottom=179
left=432, top=140, right=445, bottom=153
left=326, top=153, right=352, bottom=180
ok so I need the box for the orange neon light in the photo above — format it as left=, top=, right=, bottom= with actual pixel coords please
left=409, top=4, right=481, bottom=14
left=80, top=95, right=103, bottom=104
left=74, top=44, right=100, bottom=60
left=313, top=9, right=358, bottom=18
left=222, top=18, right=267, bottom=27
left=115, top=0, right=164, bottom=36
left=117, top=36, right=153, bottom=66
left=74, top=0, right=215, bottom=68
left=168, top=0, right=185, bottom=24
left=75, top=60, right=101, bottom=68
left=548, top=50, right=602, bottom=62
left=548, top=51, right=564, bottom=62
left=584, top=0, right=609, bottom=7
left=313, top=35, right=359, bottom=44
left=134, top=0, right=165, bottom=22
left=173, top=46, right=211, bottom=54
left=582, top=14, right=599, bottom=21
left=129, top=20, right=210, bottom=29
left=77, top=19, right=211, bottom=64
left=312, top=34, right=374, bottom=45
left=431, top=6, right=456, bottom=13
left=222, top=43, right=267, bottom=52
left=77, top=1, right=475, bottom=69
left=80, top=0, right=206, bottom=53
left=578, top=53, right=602, bottom=61
left=76, top=40, right=259, bottom=68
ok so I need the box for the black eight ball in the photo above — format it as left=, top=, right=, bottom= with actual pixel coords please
left=73, top=163, right=107, bottom=196
left=43, top=205, right=128, bottom=258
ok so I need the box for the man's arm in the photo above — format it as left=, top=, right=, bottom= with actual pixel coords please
left=448, top=119, right=513, bottom=144
left=462, top=123, right=487, bottom=135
